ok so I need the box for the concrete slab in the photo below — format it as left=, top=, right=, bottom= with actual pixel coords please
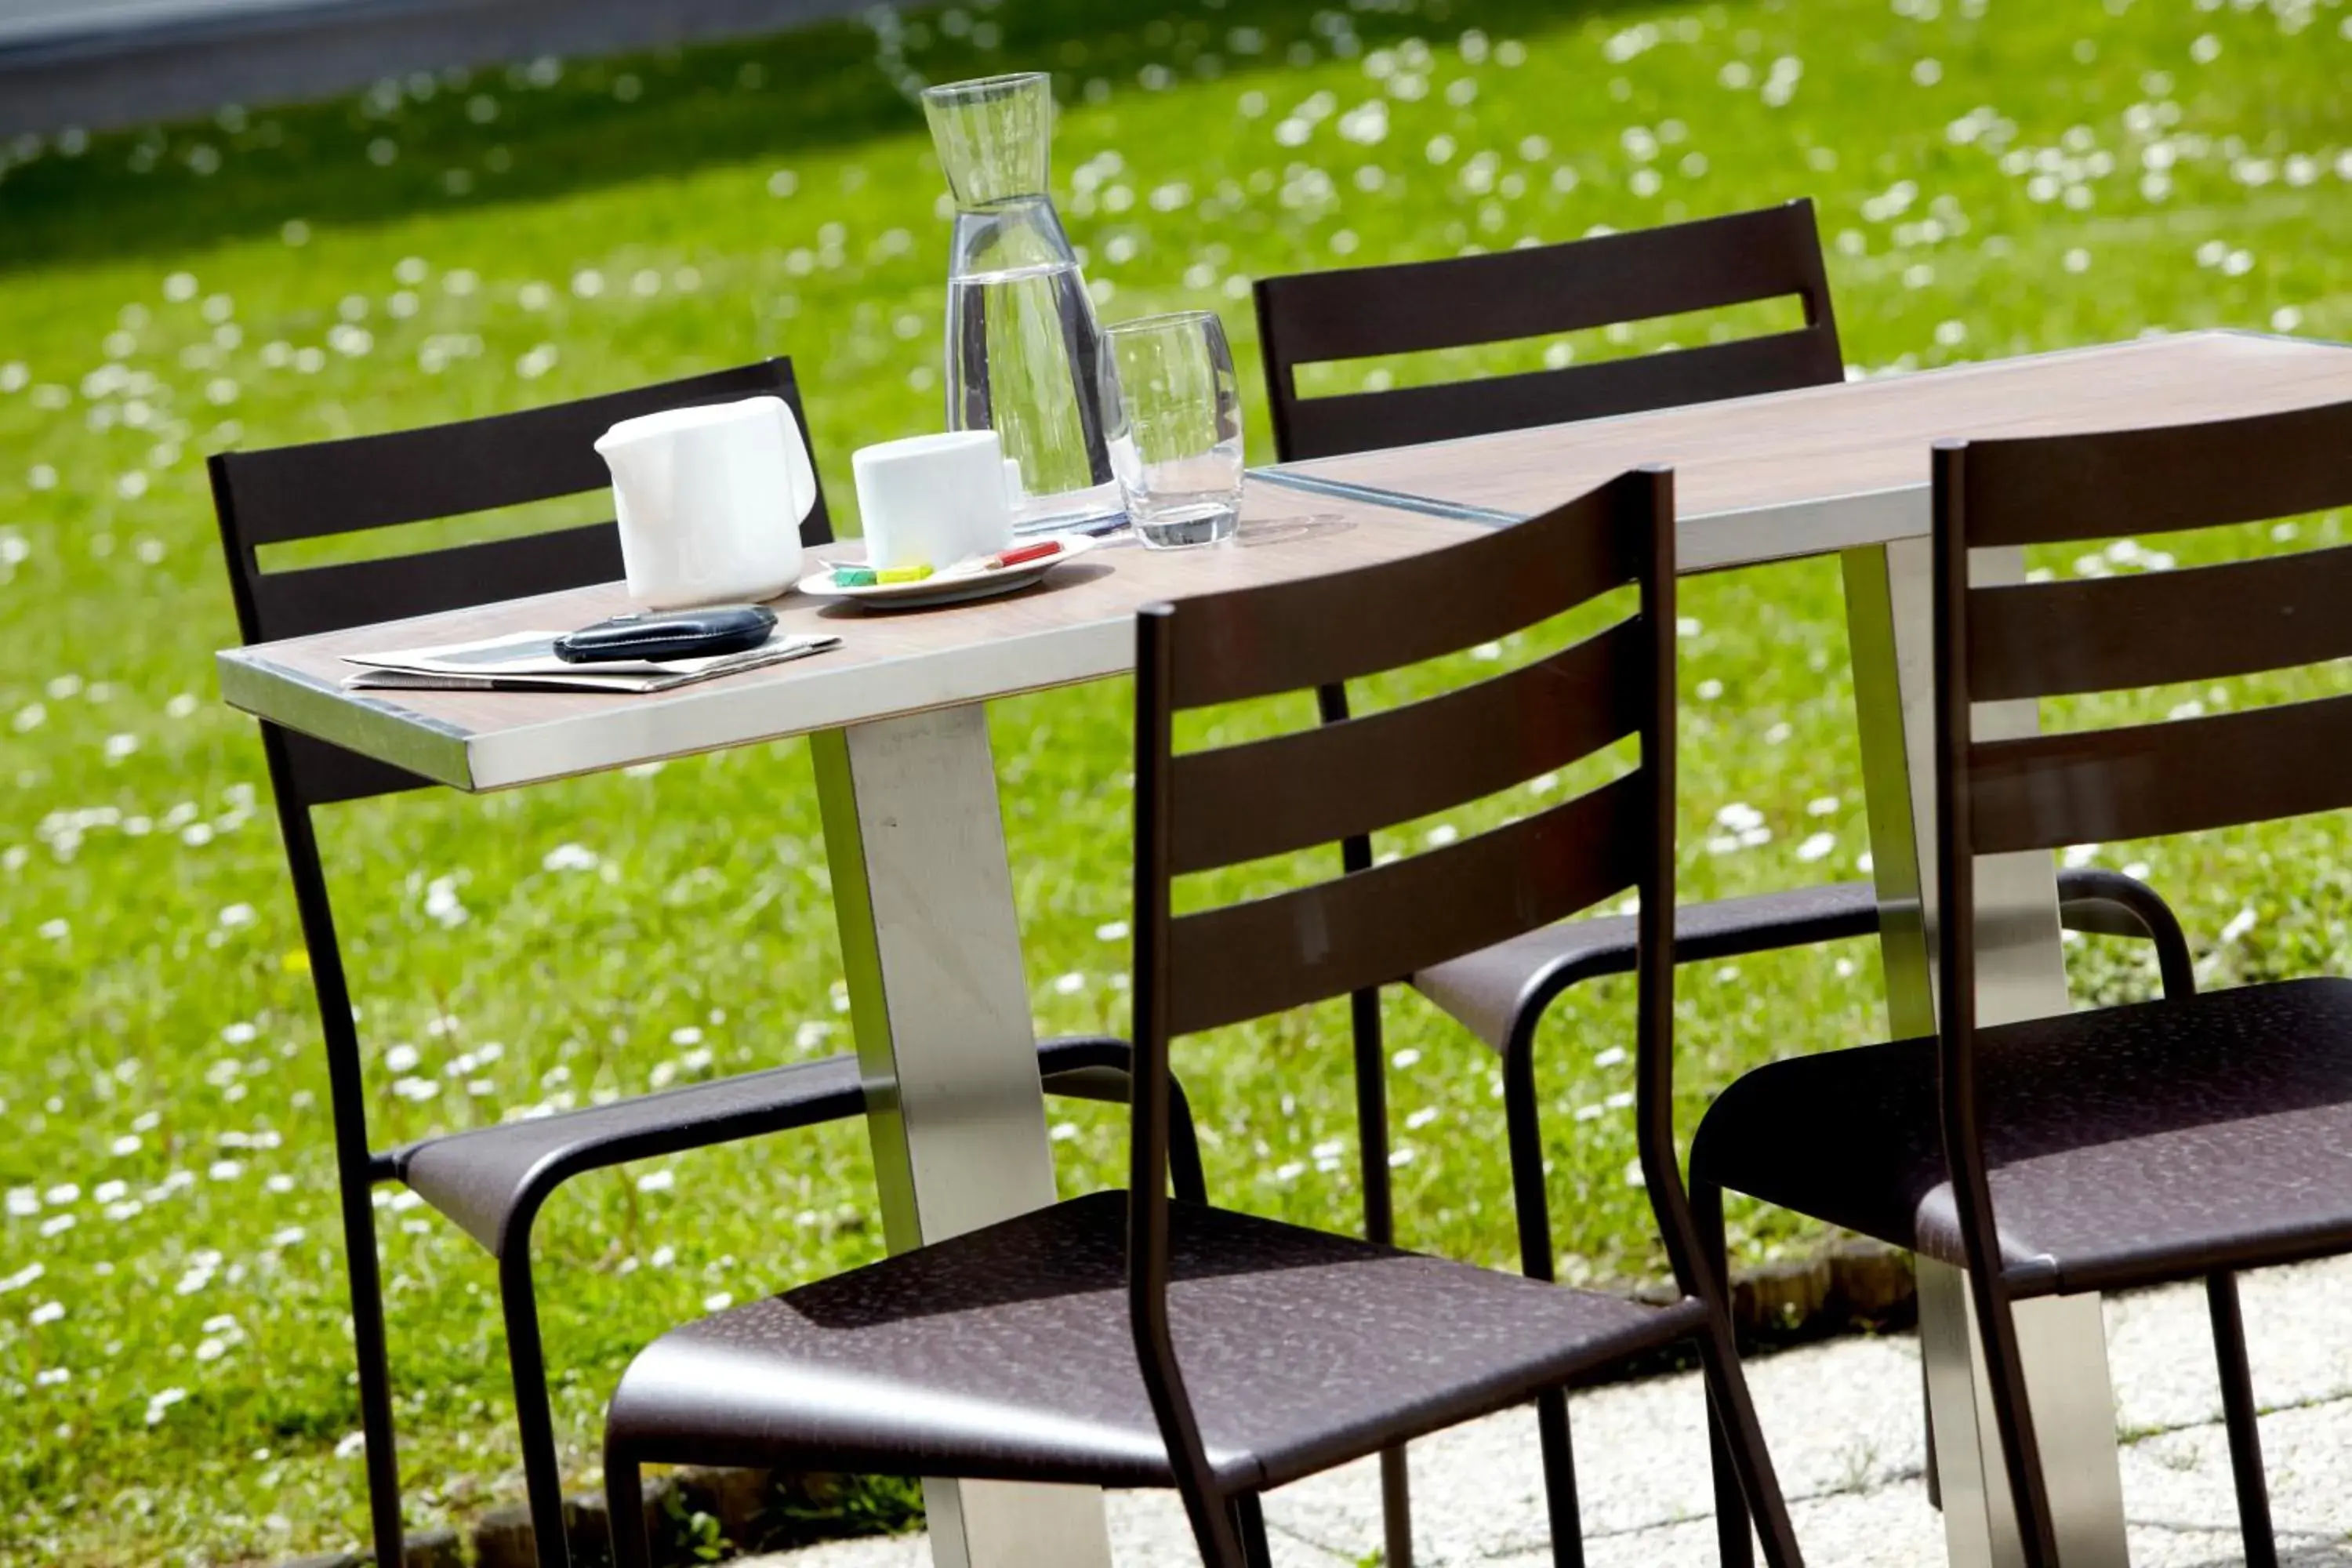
left=2108, top=1254, right=2352, bottom=1433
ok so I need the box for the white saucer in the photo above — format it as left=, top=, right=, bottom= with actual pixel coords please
left=797, top=533, right=1102, bottom=610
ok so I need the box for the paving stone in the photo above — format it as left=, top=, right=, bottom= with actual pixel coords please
left=739, top=1534, right=924, bottom=1568
left=2108, top=1252, right=2352, bottom=1433
left=2118, top=1396, right=2352, bottom=1564
left=1488, top=1484, right=1951, bottom=1568
left=1265, top=1330, right=1927, bottom=1562
left=1103, top=1490, right=1204, bottom=1564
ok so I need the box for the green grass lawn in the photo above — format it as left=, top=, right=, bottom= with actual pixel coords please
left=1, top=0, right=2348, bottom=1559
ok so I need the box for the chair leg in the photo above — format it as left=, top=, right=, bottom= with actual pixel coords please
left=2207, top=1271, right=2278, bottom=1568
left=604, top=1439, right=651, bottom=1568
left=1323, top=688, right=1415, bottom=1567
left=499, top=1243, right=574, bottom=1568
left=1378, top=1446, right=1414, bottom=1568
left=1692, top=1315, right=1806, bottom=1568
left=1347, top=985, right=1415, bottom=1568
left=1966, top=1279, right=2064, bottom=1568
left=1234, top=1491, right=1275, bottom=1568
left=1534, top=1390, right=1588, bottom=1568
left=1502, top=1029, right=1586, bottom=1568
left=1690, top=1177, right=1755, bottom=1568
left=339, top=1180, right=407, bottom=1568
left=1178, top=1482, right=1251, bottom=1568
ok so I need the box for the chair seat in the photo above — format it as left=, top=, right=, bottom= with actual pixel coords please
left=1693, top=977, right=2352, bottom=1296
left=1416, top=881, right=1881, bottom=1051
left=396, top=1035, right=1144, bottom=1255
left=604, top=1190, right=1704, bottom=1492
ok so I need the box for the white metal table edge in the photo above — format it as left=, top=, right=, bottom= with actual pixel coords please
left=1253, top=466, right=1932, bottom=571
left=215, top=613, right=1138, bottom=793
left=215, top=479, right=1933, bottom=793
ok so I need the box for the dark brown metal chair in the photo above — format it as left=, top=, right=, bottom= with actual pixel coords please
left=1254, top=199, right=1846, bottom=461
left=602, top=468, right=1806, bottom=1568
left=1694, top=397, right=2352, bottom=1568
left=1253, top=201, right=2192, bottom=1549
left=208, top=358, right=1204, bottom=1568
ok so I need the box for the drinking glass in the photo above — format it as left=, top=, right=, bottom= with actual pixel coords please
left=1104, top=310, right=1245, bottom=549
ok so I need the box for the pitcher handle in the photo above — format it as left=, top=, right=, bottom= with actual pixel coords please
left=772, top=398, right=820, bottom=532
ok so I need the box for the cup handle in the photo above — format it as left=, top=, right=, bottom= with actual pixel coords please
left=772, top=399, right=820, bottom=532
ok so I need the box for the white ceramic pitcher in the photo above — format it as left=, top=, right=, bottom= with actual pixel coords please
left=594, top=395, right=818, bottom=608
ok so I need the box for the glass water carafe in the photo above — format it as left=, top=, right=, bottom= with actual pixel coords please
left=922, top=71, right=1123, bottom=532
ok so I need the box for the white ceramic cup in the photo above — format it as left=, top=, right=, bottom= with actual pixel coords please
left=852, top=430, right=1015, bottom=571
left=594, top=395, right=818, bottom=608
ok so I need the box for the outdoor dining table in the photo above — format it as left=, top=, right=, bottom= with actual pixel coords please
left=217, top=328, right=2352, bottom=1568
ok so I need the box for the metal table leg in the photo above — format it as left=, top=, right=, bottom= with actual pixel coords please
left=1846, top=535, right=2130, bottom=1568
left=813, top=705, right=1116, bottom=1568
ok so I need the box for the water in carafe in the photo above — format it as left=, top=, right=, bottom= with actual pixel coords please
left=924, top=72, right=1123, bottom=532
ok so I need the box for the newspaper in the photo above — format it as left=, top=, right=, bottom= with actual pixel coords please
left=342, top=629, right=840, bottom=694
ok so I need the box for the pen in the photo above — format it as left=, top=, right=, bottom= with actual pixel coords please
left=976, top=539, right=1062, bottom=571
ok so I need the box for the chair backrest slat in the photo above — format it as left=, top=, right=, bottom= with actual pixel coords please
left=281, top=729, right=437, bottom=809
left=1275, top=331, right=1835, bottom=461
left=1969, top=691, right=2352, bottom=855
left=1954, top=400, right=2352, bottom=549
left=245, top=522, right=626, bottom=642
left=1168, top=617, right=1646, bottom=874
left=1140, top=466, right=1670, bottom=1038
left=213, top=360, right=813, bottom=546
left=1255, top=202, right=1832, bottom=363
left=1164, top=480, right=1645, bottom=709
left=1254, top=200, right=1841, bottom=462
left=1968, top=541, right=2352, bottom=702
left=1165, top=772, right=1646, bottom=1036
left=1943, top=397, right=2352, bottom=851
left=211, top=358, right=830, bottom=809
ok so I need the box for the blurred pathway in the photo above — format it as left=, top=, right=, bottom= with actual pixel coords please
left=0, top=0, right=324, bottom=49
left=0, top=0, right=865, bottom=136
left=746, top=1254, right=2352, bottom=1566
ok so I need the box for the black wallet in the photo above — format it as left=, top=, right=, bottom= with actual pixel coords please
left=553, top=604, right=777, bottom=663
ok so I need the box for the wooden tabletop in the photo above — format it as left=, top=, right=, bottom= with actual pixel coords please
left=1260, top=330, right=2352, bottom=568
left=220, top=331, right=2352, bottom=794
left=216, top=483, right=1483, bottom=792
